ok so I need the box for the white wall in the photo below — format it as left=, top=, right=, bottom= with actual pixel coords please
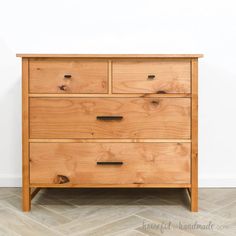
left=0, top=0, right=235, bottom=187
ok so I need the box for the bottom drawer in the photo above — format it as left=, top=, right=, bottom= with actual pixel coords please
left=30, top=143, right=190, bottom=185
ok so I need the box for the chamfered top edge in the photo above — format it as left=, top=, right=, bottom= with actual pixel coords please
left=16, top=54, right=203, bottom=58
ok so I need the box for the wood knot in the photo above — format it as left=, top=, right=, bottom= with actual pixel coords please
left=55, top=175, right=70, bottom=184
left=156, top=90, right=167, bottom=94
left=101, top=81, right=107, bottom=88
left=151, top=100, right=160, bottom=106
left=58, top=85, right=67, bottom=91
left=141, top=93, right=148, bottom=98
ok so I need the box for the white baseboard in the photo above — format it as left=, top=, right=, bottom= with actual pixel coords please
left=0, top=176, right=235, bottom=188
left=0, top=176, right=21, bottom=187
left=199, top=177, right=236, bottom=188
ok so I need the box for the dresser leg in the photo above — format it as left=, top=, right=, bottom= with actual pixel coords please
left=191, top=187, right=198, bottom=212
left=22, top=186, right=31, bottom=212
left=191, top=58, right=198, bottom=212
left=22, top=57, right=31, bottom=212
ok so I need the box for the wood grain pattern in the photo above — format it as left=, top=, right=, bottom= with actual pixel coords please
left=30, top=98, right=191, bottom=139
left=30, top=143, right=191, bottom=185
left=29, top=93, right=191, bottom=98
left=30, top=183, right=191, bottom=188
left=31, top=188, right=41, bottom=200
left=22, top=58, right=30, bottom=212
left=191, top=59, right=198, bottom=212
left=108, top=60, right=112, bottom=94
left=17, top=54, right=204, bottom=58
left=29, top=139, right=191, bottom=143
left=113, top=60, right=191, bottom=94
left=29, top=59, right=108, bottom=93
left=18, top=54, right=201, bottom=212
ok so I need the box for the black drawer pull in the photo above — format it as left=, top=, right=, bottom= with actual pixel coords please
left=147, top=74, right=156, bottom=80
left=96, top=116, right=123, bottom=121
left=64, top=74, right=72, bottom=79
left=97, top=161, right=123, bottom=165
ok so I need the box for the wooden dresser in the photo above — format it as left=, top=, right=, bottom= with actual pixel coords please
left=17, top=54, right=203, bottom=212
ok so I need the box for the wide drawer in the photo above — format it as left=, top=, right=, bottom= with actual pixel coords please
left=29, top=59, right=108, bottom=93
left=30, top=143, right=191, bottom=184
left=112, top=59, right=191, bottom=93
left=30, top=98, right=191, bottom=139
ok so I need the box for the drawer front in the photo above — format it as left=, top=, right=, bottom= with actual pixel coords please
left=30, top=98, right=190, bottom=139
left=29, top=59, right=108, bottom=93
left=113, top=59, right=190, bottom=94
left=30, top=143, right=190, bottom=184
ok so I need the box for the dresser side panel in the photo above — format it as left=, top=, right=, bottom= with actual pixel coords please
left=22, top=58, right=30, bottom=211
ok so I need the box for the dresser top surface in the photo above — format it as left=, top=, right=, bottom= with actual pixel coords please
left=16, top=54, right=203, bottom=58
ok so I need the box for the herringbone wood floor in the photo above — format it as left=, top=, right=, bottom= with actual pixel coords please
left=0, top=188, right=235, bottom=236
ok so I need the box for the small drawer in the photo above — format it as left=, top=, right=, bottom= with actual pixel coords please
left=29, top=98, right=191, bottom=139
left=112, top=59, right=191, bottom=94
left=29, top=59, right=108, bottom=93
left=30, top=143, right=191, bottom=184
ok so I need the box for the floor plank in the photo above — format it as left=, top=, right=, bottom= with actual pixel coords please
left=0, top=208, right=61, bottom=236
left=0, top=188, right=235, bottom=236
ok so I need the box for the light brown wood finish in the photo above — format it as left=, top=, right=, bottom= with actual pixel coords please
left=17, top=54, right=204, bottom=58
left=29, top=93, right=191, bottom=98
left=30, top=143, right=191, bottom=185
left=29, top=98, right=191, bottom=139
left=19, top=54, right=202, bottom=212
left=29, top=139, right=191, bottom=143
left=22, top=58, right=30, bottom=211
left=30, top=188, right=41, bottom=200
left=191, top=59, right=198, bottom=212
left=113, top=59, right=191, bottom=94
left=108, top=60, right=112, bottom=94
left=29, top=59, right=108, bottom=94
left=30, top=183, right=191, bottom=188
